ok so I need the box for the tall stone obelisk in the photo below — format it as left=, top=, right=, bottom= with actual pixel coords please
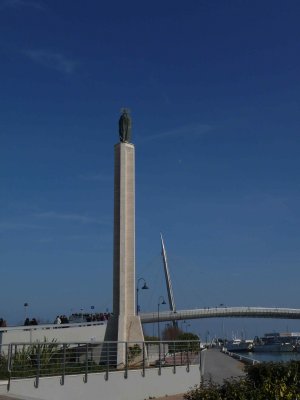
left=104, top=110, right=144, bottom=363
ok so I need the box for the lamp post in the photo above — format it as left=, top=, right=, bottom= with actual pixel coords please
left=206, top=330, right=210, bottom=345
left=157, top=296, right=166, bottom=340
left=24, top=302, right=29, bottom=321
left=181, top=320, right=186, bottom=331
left=136, top=278, right=149, bottom=315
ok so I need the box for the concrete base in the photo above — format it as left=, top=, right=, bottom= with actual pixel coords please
left=124, top=315, right=144, bottom=343
left=104, top=315, right=144, bottom=366
left=104, top=316, right=119, bottom=342
left=105, top=315, right=144, bottom=342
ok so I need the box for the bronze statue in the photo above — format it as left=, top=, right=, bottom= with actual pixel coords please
left=119, top=109, right=132, bottom=143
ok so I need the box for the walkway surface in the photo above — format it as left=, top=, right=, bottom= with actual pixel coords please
left=155, top=348, right=246, bottom=400
left=202, top=348, right=246, bottom=384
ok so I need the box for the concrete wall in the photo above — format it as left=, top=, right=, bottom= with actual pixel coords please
left=0, top=323, right=107, bottom=353
left=1, top=365, right=200, bottom=400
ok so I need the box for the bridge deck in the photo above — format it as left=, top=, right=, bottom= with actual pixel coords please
left=140, top=306, right=300, bottom=323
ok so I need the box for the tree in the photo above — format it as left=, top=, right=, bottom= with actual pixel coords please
left=162, top=326, right=183, bottom=340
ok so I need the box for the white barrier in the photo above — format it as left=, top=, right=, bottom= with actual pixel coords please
left=0, top=323, right=107, bottom=354
left=0, top=364, right=200, bottom=400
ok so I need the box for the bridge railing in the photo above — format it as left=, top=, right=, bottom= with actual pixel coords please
left=1, top=340, right=201, bottom=388
left=140, top=307, right=300, bottom=323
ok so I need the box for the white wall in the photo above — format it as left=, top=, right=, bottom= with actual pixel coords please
left=0, top=323, right=107, bottom=353
left=1, top=365, right=200, bottom=400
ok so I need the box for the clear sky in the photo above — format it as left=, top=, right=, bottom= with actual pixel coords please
left=1, top=0, right=300, bottom=338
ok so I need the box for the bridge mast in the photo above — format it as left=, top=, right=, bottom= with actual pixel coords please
left=160, top=233, right=177, bottom=327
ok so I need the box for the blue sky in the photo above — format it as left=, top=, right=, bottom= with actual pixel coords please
left=1, top=0, right=300, bottom=337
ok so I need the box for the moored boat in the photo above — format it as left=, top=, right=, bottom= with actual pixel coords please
left=224, top=338, right=253, bottom=352
left=253, top=342, right=295, bottom=352
left=252, top=332, right=298, bottom=352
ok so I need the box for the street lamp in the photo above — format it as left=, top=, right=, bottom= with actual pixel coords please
left=182, top=320, right=191, bottom=332
left=206, top=330, right=210, bottom=345
left=136, top=278, right=149, bottom=315
left=24, top=302, right=29, bottom=321
left=157, top=296, right=166, bottom=340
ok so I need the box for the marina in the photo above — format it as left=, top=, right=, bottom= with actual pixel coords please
left=232, top=350, right=300, bottom=363
left=222, top=331, right=300, bottom=365
left=223, top=331, right=300, bottom=353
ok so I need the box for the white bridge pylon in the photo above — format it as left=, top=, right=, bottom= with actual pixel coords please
left=140, top=306, right=300, bottom=324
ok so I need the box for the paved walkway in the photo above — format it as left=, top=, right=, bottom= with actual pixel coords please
left=155, top=348, right=246, bottom=400
left=202, top=348, right=246, bottom=384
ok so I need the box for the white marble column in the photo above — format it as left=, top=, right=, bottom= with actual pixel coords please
left=105, top=142, right=144, bottom=365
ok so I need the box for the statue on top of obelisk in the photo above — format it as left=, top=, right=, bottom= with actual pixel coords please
left=119, top=108, right=132, bottom=143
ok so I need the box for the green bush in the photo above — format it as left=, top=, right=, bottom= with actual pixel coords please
left=128, top=344, right=142, bottom=363
left=184, top=361, right=300, bottom=400
left=0, top=354, right=9, bottom=379
left=0, top=341, right=106, bottom=379
left=164, top=333, right=200, bottom=354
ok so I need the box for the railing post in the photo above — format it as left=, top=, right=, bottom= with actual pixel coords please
left=142, top=342, right=145, bottom=377
left=200, top=348, right=206, bottom=380
left=105, top=342, right=109, bottom=381
left=173, top=342, right=176, bottom=374
left=124, top=342, right=128, bottom=379
left=60, top=344, right=66, bottom=385
left=83, top=343, right=88, bottom=383
left=7, top=344, right=12, bottom=391
left=186, top=342, right=190, bottom=372
left=34, top=344, right=40, bottom=388
left=76, top=343, right=80, bottom=363
left=158, top=341, right=161, bottom=375
left=198, top=341, right=201, bottom=382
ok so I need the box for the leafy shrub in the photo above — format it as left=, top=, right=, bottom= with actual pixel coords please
left=128, top=344, right=142, bottom=363
left=0, top=341, right=106, bottom=379
left=184, top=361, right=300, bottom=400
left=164, top=333, right=200, bottom=355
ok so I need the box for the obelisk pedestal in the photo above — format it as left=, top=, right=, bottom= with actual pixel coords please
left=104, top=139, right=144, bottom=366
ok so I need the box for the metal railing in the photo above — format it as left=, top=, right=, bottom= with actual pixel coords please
left=140, top=307, right=300, bottom=323
left=222, top=349, right=261, bottom=365
left=1, top=340, right=201, bottom=389
left=0, top=320, right=106, bottom=335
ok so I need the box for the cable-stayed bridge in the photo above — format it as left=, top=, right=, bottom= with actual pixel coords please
left=140, top=306, right=300, bottom=324
left=149, top=238, right=300, bottom=325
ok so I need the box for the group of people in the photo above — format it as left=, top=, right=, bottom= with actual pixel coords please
left=56, top=311, right=112, bottom=324
left=54, top=315, right=69, bottom=324
left=70, top=312, right=111, bottom=323
left=90, top=312, right=111, bottom=322
left=1, top=312, right=112, bottom=328
left=24, top=318, right=38, bottom=326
